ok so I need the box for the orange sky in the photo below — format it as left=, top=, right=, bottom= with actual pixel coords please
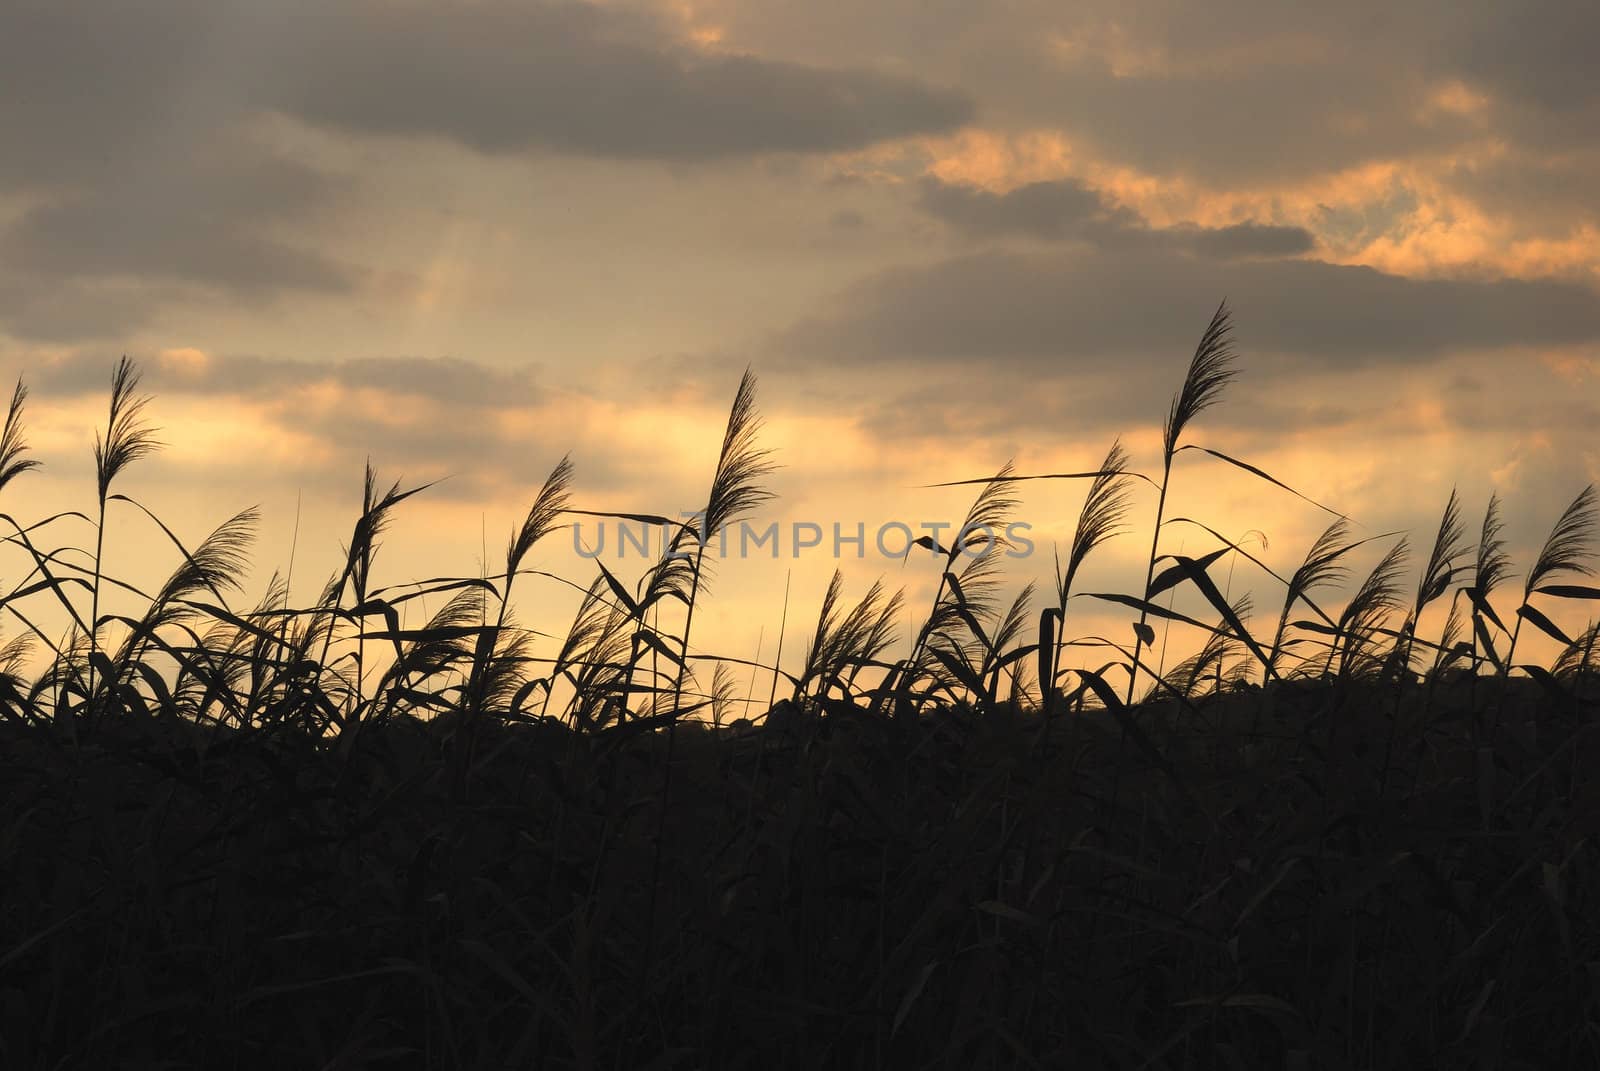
left=2, top=1, right=1597, bottom=700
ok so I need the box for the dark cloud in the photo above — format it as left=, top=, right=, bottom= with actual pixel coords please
left=0, top=2, right=970, bottom=187
left=1040, top=66, right=1474, bottom=187
left=1045, top=2, right=1600, bottom=183
left=1185, top=223, right=1316, bottom=260
left=4, top=187, right=353, bottom=300
left=0, top=279, right=162, bottom=344
left=916, top=178, right=1315, bottom=259
left=686, top=1, right=1484, bottom=182
left=0, top=5, right=355, bottom=338
left=1449, top=1, right=1600, bottom=116
left=0, top=2, right=211, bottom=192
left=776, top=248, right=1600, bottom=368
left=693, top=0, right=1600, bottom=196
left=273, top=3, right=973, bottom=160
left=0, top=1, right=971, bottom=342
left=818, top=358, right=1367, bottom=455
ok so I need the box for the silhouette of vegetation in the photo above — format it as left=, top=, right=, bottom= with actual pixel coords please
left=2, top=306, right=1598, bottom=1068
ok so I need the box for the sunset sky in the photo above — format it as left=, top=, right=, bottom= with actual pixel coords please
left=3, top=1, right=1597, bottom=694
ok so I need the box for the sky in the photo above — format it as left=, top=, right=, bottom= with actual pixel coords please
left=2, top=0, right=1598, bottom=700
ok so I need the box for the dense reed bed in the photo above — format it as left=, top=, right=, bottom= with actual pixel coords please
left=2, top=305, right=1598, bottom=1069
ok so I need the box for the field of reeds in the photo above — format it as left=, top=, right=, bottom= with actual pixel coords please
left=3, top=304, right=1599, bottom=1069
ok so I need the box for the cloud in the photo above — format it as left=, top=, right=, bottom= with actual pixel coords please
left=672, top=2, right=1478, bottom=179
left=1041, top=66, right=1475, bottom=188
left=0, top=1, right=973, bottom=342
left=1448, top=1, right=1600, bottom=118
left=1446, top=153, right=1600, bottom=234
left=3, top=174, right=354, bottom=300
left=915, top=177, right=1315, bottom=259
left=1185, top=222, right=1316, bottom=260
left=683, top=0, right=1600, bottom=213
left=0, top=278, right=165, bottom=343
left=0, top=3, right=210, bottom=192
left=0, top=2, right=971, bottom=184
left=0, top=5, right=357, bottom=340
left=775, top=247, right=1600, bottom=369
left=915, top=176, right=1133, bottom=239
left=273, top=2, right=974, bottom=160
left=16, top=347, right=750, bottom=507
left=28, top=349, right=541, bottom=408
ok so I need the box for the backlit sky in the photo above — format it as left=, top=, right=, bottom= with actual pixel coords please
left=3, top=1, right=1598, bottom=692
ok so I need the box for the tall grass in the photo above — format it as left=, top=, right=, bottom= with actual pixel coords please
left=6, top=312, right=1588, bottom=736
left=87, top=357, right=161, bottom=723
left=1127, top=302, right=1238, bottom=702
left=4, top=311, right=1600, bottom=1068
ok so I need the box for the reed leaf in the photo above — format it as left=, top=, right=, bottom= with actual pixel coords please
left=659, top=369, right=776, bottom=712
left=506, top=455, right=575, bottom=588
left=1552, top=620, right=1600, bottom=681
left=1475, top=493, right=1512, bottom=601
left=1332, top=538, right=1409, bottom=679
left=87, top=357, right=162, bottom=717
left=1499, top=485, right=1598, bottom=682
left=1394, top=489, right=1466, bottom=676
left=1060, top=439, right=1133, bottom=606
left=93, top=357, right=161, bottom=504
left=0, top=378, right=39, bottom=496
left=1524, top=484, right=1597, bottom=597
left=1416, top=488, right=1467, bottom=617
left=1130, top=302, right=1239, bottom=703
left=1163, top=301, right=1237, bottom=460
left=1155, top=593, right=1250, bottom=701
left=110, top=506, right=259, bottom=689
